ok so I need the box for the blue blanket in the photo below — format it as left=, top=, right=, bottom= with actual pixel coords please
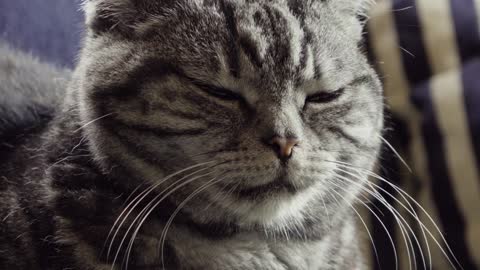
left=0, top=0, right=83, bottom=67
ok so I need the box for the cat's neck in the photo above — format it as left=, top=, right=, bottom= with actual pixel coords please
left=134, top=215, right=364, bottom=270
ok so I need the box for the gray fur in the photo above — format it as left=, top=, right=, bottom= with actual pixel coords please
left=0, top=0, right=383, bottom=269
left=0, top=43, right=70, bottom=137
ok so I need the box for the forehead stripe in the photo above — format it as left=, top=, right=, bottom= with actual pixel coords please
left=89, top=58, right=181, bottom=100
left=239, top=34, right=264, bottom=69
left=263, top=5, right=292, bottom=67
left=219, top=1, right=240, bottom=78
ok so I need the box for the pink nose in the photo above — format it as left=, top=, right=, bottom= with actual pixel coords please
left=267, top=137, right=299, bottom=161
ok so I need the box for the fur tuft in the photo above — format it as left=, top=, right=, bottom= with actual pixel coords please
left=81, top=0, right=138, bottom=33
left=0, top=42, right=70, bottom=138
left=81, top=0, right=180, bottom=34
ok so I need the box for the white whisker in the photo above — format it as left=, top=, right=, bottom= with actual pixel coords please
left=121, top=170, right=218, bottom=269
left=327, top=178, right=400, bottom=270
left=105, top=161, right=217, bottom=264
left=327, top=190, right=381, bottom=269
left=74, top=113, right=114, bottom=133
left=399, top=45, right=416, bottom=58
left=392, top=6, right=414, bottom=12
left=379, top=135, right=412, bottom=173
left=320, top=194, right=331, bottom=225
left=356, top=167, right=432, bottom=269
left=330, top=160, right=459, bottom=269
left=159, top=176, right=226, bottom=270
left=332, top=167, right=426, bottom=270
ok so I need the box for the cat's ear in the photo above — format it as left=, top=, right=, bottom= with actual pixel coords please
left=82, top=0, right=139, bottom=34
left=324, top=0, right=374, bottom=24
left=322, top=0, right=374, bottom=40
left=81, top=0, right=176, bottom=35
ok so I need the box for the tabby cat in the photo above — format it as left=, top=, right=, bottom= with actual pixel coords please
left=0, top=0, right=384, bottom=269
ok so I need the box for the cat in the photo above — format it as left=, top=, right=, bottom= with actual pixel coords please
left=0, top=0, right=384, bottom=269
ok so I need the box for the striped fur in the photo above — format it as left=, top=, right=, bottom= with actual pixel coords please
left=0, top=0, right=383, bottom=269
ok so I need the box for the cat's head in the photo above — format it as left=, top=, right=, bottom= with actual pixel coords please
left=76, top=0, right=383, bottom=233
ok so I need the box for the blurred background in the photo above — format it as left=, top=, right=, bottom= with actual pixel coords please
left=366, top=1, right=480, bottom=269
left=0, top=0, right=479, bottom=269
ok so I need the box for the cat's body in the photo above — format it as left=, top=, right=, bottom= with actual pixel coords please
left=0, top=1, right=382, bottom=269
left=0, top=106, right=362, bottom=270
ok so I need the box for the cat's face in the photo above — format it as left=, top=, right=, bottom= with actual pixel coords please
left=78, top=0, right=383, bottom=231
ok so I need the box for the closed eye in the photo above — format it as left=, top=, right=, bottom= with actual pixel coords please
left=204, top=87, right=244, bottom=101
left=306, top=88, right=344, bottom=103
left=189, top=78, right=244, bottom=102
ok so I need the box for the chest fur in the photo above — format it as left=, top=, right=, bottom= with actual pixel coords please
left=133, top=221, right=363, bottom=270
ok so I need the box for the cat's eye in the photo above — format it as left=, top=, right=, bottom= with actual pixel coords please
left=188, top=77, right=243, bottom=102
left=204, top=87, right=244, bottom=101
left=306, top=88, right=344, bottom=104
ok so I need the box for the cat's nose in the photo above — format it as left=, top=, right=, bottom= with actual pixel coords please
left=265, top=136, right=299, bottom=161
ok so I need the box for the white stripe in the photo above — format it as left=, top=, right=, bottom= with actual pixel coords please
left=417, top=0, right=480, bottom=267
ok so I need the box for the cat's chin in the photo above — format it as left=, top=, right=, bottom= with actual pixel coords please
left=238, top=164, right=320, bottom=198
left=229, top=180, right=323, bottom=228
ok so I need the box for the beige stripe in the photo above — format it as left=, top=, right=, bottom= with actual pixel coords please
left=417, top=0, right=480, bottom=267
left=368, top=3, right=409, bottom=268
left=368, top=0, right=410, bottom=118
left=368, top=1, right=455, bottom=268
left=474, top=0, right=480, bottom=36
left=412, top=116, right=451, bottom=269
left=429, top=70, right=480, bottom=265
left=417, top=0, right=460, bottom=74
left=368, top=1, right=418, bottom=269
left=471, top=1, right=480, bottom=266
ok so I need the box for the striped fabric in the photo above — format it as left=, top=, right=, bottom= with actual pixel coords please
left=366, top=0, right=480, bottom=269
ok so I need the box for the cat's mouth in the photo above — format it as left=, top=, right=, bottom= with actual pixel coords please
left=233, top=171, right=306, bottom=199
